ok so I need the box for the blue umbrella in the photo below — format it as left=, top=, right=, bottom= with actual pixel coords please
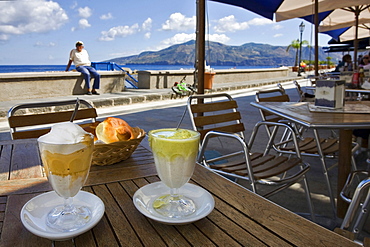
left=323, top=37, right=370, bottom=52
left=209, top=0, right=281, bottom=20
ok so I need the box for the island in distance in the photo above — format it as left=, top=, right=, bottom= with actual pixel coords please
left=106, top=40, right=341, bottom=67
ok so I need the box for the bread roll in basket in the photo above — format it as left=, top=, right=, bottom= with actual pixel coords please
left=87, top=117, right=146, bottom=166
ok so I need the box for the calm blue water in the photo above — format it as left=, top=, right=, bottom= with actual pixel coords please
left=0, top=64, right=276, bottom=73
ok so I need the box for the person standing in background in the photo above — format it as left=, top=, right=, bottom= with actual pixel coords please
left=65, top=41, right=100, bottom=95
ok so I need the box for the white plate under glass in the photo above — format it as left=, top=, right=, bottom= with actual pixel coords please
left=133, top=182, right=214, bottom=225
left=20, top=190, right=105, bottom=241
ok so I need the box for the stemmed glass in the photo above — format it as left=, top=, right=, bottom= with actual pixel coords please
left=149, top=128, right=200, bottom=218
left=38, top=132, right=94, bottom=232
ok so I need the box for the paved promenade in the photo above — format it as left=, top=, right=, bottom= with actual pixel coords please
left=0, top=74, right=300, bottom=119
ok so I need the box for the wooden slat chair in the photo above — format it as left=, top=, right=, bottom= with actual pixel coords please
left=7, top=99, right=97, bottom=140
left=187, top=93, right=315, bottom=219
left=255, top=88, right=358, bottom=218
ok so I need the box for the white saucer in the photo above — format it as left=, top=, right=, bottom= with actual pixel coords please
left=133, top=182, right=214, bottom=225
left=20, top=190, right=105, bottom=241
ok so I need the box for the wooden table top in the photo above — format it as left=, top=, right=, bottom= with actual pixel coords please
left=0, top=139, right=360, bottom=246
left=250, top=101, right=370, bottom=129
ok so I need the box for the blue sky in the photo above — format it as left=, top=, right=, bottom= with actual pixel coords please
left=0, top=0, right=333, bottom=65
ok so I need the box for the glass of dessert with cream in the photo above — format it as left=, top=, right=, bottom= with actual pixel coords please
left=148, top=128, right=200, bottom=218
left=37, top=122, right=94, bottom=232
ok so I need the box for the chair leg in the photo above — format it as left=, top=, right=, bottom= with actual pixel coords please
left=302, top=174, right=316, bottom=222
left=313, top=129, right=337, bottom=218
left=350, top=142, right=361, bottom=171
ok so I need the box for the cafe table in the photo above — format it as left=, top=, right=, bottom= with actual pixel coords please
left=250, top=101, right=370, bottom=219
left=0, top=138, right=359, bottom=246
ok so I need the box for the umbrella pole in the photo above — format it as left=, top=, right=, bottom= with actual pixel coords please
left=354, top=6, right=359, bottom=71
left=196, top=0, right=205, bottom=95
left=315, top=0, right=319, bottom=77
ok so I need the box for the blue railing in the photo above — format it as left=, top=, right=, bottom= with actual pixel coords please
left=91, top=62, right=138, bottom=89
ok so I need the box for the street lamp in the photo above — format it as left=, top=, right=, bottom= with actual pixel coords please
left=297, top=21, right=305, bottom=76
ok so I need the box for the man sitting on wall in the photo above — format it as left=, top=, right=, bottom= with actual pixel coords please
left=65, top=41, right=100, bottom=95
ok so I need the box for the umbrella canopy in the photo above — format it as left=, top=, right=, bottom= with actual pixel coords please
left=210, top=0, right=370, bottom=21
left=318, top=5, right=370, bottom=33
left=322, top=23, right=370, bottom=42
left=328, top=37, right=370, bottom=46
left=323, top=37, right=370, bottom=52
left=313, top=5, right=370, bottom=68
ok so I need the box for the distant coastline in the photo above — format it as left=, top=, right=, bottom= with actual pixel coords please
left=0, top=64, right=278, bottom=74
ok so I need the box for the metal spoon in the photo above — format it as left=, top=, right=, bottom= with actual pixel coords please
left=70, top=98, right=80, bottom=122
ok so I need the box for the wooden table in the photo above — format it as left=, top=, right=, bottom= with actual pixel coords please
left=250, top=101, right=370, bottom=218
left=0, top=139, right=360, bottom=246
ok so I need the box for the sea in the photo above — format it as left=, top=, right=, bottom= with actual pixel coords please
left=0, top=64, right=277, bottom=73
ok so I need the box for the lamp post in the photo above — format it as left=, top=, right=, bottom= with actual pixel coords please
left=297, top=21, right=305, bottom=76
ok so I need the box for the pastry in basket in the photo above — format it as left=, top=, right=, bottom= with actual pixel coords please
left=96, top=117, right=140, bottom=144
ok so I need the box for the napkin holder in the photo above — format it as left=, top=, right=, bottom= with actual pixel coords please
left=315, top=80, right=345, bottom=109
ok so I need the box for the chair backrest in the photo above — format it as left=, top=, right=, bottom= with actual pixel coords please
left=7, top=99, right=97, bottom=140
left=276, top=83, right=286, bottom=94
left=187, top=93, right=245, bottom=140
left=340, top=175, right=370, bottom=242
left=293, top=80, right=305, bottom=102
left=255, top=88, right=289, bottom=122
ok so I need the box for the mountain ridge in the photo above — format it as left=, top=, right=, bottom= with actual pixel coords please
left=106, top=40, right=340, bottom=67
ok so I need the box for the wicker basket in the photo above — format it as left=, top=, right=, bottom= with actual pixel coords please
left=92, top=128, right=146, bottom=166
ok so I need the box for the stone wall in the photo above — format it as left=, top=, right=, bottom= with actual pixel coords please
left=0, top=71, right=126, bottom=102
left=137, top=67, right=289, bottom=89
left=0, top=67, right=290, bottom=101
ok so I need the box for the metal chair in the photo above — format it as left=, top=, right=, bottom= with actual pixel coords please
left=187, top=93, right=315, bottom=219
left=293, top=80, right=315, bottom=102
left=7, top=98, right=97, bottom=140
left=255, top=88, right=359, bottom=218
left=339, top=171, right=370, bottom=242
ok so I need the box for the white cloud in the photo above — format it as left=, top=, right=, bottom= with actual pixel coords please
left=99, top=23, right=139, bottom=41
left=214, top=16, right=274, bottom=33
left=159, top=33, right=230, bottom=48
left=214, top=15, right=249, bottom=33
left=70, top=1, right=78, bottom=9
left=142, top=18, right=152, bottom=31
left=0, top=34, right=9, bottom=40
left=79, top=19, right=91, bottom=29
left=0, top=0, right=68, bottom=40
left=144, top=32, right=151, bottom=39
left=100, top=13, right=113, bottom=20
left=248, top=17, right=273, bottom=26
left=99, top=18, right=152, bottom=41
left=274, top=33, right=283, bottom=38
left=272, top=24, right=283, bottom=30
left=78, top=6, right=92, bottom=19
left=34, top=41, right=56, bottom=47
left=161, top=13, right=195, bottom=31
left=207, top=33, right=230, bottom=43
left=160, top=33, right=195, bottom=46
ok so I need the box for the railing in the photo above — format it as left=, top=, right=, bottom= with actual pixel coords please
left=91, top=62, right=138, bottom=89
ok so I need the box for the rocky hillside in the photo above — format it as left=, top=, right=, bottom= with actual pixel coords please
left=107, top=40, right=341, bottom=67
